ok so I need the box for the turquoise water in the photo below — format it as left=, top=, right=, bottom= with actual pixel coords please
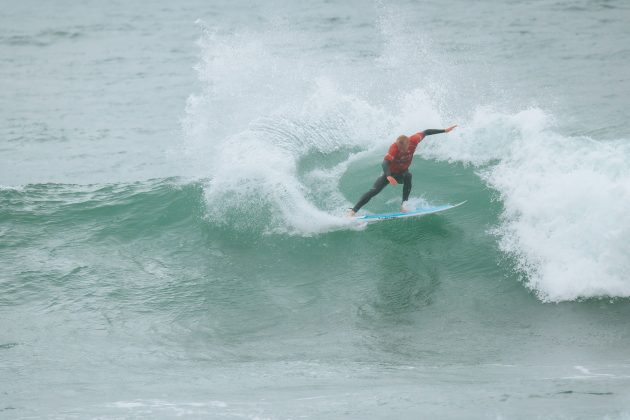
left=2, top=1, right=630, bottom=418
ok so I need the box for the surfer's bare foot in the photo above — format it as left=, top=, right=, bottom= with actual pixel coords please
left=347, top=209, right=356, bottom=217
left=401, top=202, right=409, bottom=212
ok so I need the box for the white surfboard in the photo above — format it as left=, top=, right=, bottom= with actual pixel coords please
left=354, top=201, right=466, bottom=223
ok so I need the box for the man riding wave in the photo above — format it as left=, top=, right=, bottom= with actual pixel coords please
left=348, top=125, right=457, bottom=216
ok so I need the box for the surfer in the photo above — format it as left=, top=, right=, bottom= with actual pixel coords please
left=348, top=125, right=458, bottom=216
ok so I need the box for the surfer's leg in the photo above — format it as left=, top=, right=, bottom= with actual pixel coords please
left=401, top=171, right=412, bottom=202
left=352, top=174, right=389, bottom=212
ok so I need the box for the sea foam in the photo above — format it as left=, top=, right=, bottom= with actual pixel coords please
left=423, top=107, right=630, bottom=301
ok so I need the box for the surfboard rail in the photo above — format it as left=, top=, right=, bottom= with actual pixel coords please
left=354, top=201, right=467, bottom=222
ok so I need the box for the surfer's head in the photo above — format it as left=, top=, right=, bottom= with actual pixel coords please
left=396, top=135, right=410, bottom=152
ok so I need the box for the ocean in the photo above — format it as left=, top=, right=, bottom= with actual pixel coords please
left=1, top=0, right=630, bottom=418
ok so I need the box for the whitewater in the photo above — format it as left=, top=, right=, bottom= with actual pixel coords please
left=1, top=0, right=630, bottom=418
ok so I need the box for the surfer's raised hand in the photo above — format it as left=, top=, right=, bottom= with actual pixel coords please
left=386, top=176, right=398, bottom=186
left=445, top=124, right=458, bottom=133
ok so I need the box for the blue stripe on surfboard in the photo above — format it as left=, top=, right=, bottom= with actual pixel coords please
left=354, top=201, right=466, bottom=222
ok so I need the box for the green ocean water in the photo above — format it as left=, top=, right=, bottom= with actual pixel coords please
left=2, top=0, right=630, bottom=418
left=3, top=170, right=630, bottom=418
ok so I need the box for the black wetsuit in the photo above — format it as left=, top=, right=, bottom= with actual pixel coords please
left=351, top=169, right=412, bottom=213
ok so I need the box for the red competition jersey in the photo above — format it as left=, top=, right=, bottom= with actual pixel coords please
left=384, top=132, right=425, bottom=173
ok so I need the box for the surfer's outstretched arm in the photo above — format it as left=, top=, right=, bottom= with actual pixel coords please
left=422, top=124, right=458, bottom=136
